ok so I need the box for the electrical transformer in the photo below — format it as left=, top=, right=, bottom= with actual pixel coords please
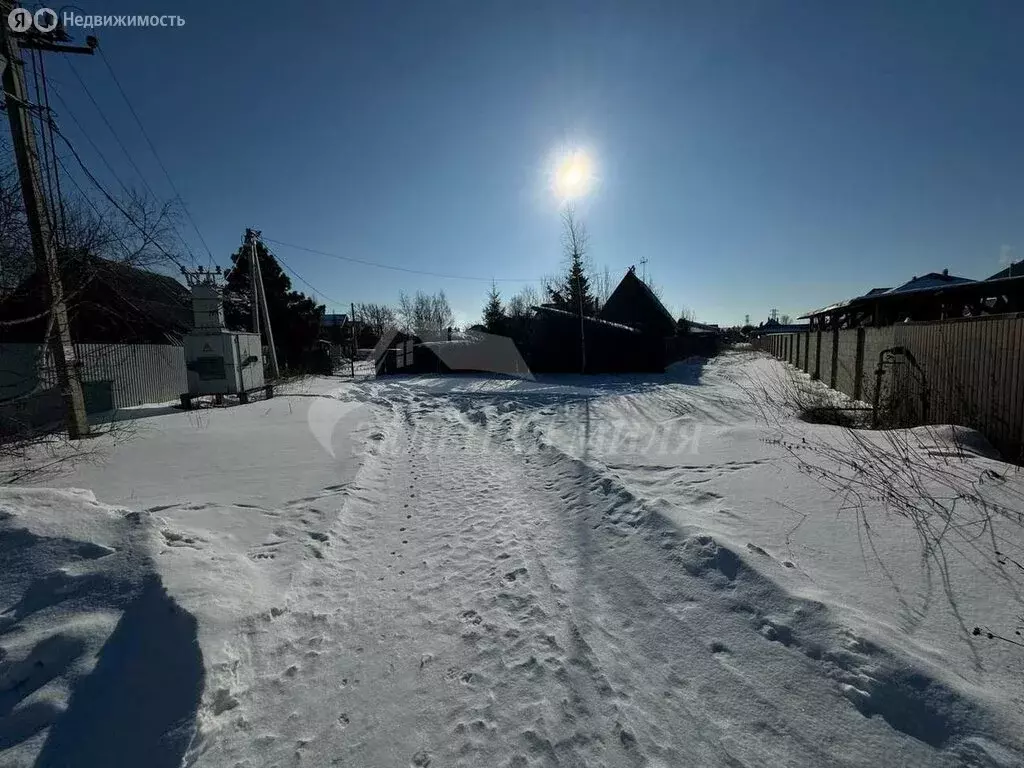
left=184, top=331, right=264, bottom=395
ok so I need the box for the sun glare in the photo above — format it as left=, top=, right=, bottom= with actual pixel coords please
left=553, top=150, right=595, bottom=200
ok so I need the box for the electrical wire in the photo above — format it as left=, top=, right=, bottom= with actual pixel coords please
left=261, top=237, right=542, bottom=284
left=49, top=86, right=132, bottom=198
left=51, top=122, right=189, bottom=272
left=270, top=247, right=349, bottom=309
left=64, top=57, right=159, bottom=200
left=37, top=51, right=69, bottom=251
left=96, top=45, right=217, bottom=268
left=26, top=48, right=62, bottom=247
left=61, top=59, right=201, bottom=267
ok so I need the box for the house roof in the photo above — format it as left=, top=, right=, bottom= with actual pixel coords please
left=533, top=305, right=641, bottom=333
left=800, top=272, right=1024, bottom=320
left=0, top=253, right=190, bottom=344
left=598, top=268, right=677, bottom=334
left=888, top=271, right=973, bottom=294
left=988, top=260, right=1023, bottom=281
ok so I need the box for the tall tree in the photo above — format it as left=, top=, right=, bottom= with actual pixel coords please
left=355, top=302, right=396, bottom=339
left=507, top=284, right=538, bottom=321
left=224, top=238, right=325, bottom=371
left=397, top=290, right=453, bottom=338
left=482, top=282, right=505, bottom=333
left=545, top=207, right=597, bottom=316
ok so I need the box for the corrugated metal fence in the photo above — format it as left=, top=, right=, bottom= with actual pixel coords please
left=0, top=342, right=186, bottom=408
left=756, top=314, right=1024, bottom=462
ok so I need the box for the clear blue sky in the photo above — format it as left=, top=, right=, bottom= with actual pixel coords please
left=48, top=0, right=1024, bottom=326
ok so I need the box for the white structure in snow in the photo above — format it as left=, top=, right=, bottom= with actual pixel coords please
left=182, top=278, right=267, bottom=403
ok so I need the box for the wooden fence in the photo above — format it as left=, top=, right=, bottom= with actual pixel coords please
left=756, top=313, right=1024, bottom=462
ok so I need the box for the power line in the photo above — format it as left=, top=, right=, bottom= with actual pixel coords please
left=64, top=57, right=158, bottom=199
left=60, top=59, right=201, bottom=267
left=51, top=122, right=189, bottom=272
left=49, top=85, right=132, bottom=197
left=262, top=237, right=541, bottom=284
left=97, top=45, right=216, bottom=268
left=270, top=248, right=348, bottom=309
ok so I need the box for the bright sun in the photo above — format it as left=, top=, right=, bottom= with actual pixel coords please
left=553, top=150, right=594, bottom=200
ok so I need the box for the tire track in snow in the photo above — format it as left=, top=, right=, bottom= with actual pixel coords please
left=187, top=377, right=1018, bottom=768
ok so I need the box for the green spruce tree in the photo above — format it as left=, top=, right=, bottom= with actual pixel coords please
left=482, top=282, right=506, bottom=333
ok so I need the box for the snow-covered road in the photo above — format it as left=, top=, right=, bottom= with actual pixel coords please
left=3, top=352, right=1023, bottom=767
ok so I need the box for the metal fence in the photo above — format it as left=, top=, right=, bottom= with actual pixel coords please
left=0, top=342, right=186, bottom=409
left=756, top=313, right=1024, bottom=462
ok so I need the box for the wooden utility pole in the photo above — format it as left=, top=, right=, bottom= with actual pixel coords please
left=349, top=302, right=356, bottom=377
left=246, top=229, right=260, bottom=336
left=1, top=5, right=92, bottom=438
left=576, top=271, right=586, bottom=374
left=248, top=230, right=280, bottom=379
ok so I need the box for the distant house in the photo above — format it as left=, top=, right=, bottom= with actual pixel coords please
left=748, top=318, right=809, bottom=337
left=598, top=266, right=677, bottom=337
left=524, top=267, right=718, bottom=373
left=0, top=253, right=190, bottom=344
left=800, top=267, right=1024, bottom=328
left=887, top=270, right=973, bottom=295
left=988, top=261, right=1023, bottom=281
left=528, top=305, right=665, bottom=373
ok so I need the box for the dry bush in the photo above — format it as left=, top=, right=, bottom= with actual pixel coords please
left=737, top=356, right=1024, bottom=649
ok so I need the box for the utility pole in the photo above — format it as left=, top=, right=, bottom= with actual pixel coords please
left=576, top=271, right=586, bottom=374
left=249, top=230, right=280, bottom=379
left=349, top=302, right=356, bottom=377
left=1, top=5, right=95, bottom=439
left=246, top=229, right=259, bottom=336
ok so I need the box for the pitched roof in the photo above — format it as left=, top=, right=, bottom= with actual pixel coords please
left=533, top=304, right=641, bottom=333
left=598, top=268, right=676, bottom=335
left=988, top=260, right=1023, bottom=280
left=888, top=271, right=974, bottom=294
left=0, top=253, right=190, bottom=344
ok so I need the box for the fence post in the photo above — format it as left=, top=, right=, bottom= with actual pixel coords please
left=803, top=332, right=810, bottom=373
left=830, top=327, right=840, bottom=388
left=814, top=328, right=822, bottom=379
left=854, top=327, right=865, bottom=401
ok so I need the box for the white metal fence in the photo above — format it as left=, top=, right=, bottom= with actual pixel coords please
left=0, top=342, right=186, bottom=408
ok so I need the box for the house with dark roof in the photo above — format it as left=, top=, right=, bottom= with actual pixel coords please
left=0, top=253, right=190, bottom=344
left=528, top=305, right=665, bottom=373
left=522, top=267, right=716, bottom=373
left=988, top=260, right=1023, bottom=281
left=800, top=267, right=1024, bottom=328
left=598, top=266, right=677, bottom=337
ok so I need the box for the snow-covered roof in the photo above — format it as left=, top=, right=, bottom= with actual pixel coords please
left=532, top=305, right=641, bottom=333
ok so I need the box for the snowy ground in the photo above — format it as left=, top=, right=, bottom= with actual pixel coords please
left=2, top=351, right=1023, bottom=767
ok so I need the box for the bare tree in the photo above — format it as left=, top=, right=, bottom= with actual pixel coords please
left=780, top=314, right=792, bottom=325
left=678, top=305, right=696, bottom=322
left=355, top=302, right=396, bottom=339
left=546, top=206, right=597, bottom=315
left=595, top=265, right=613, bottom=309
left=431, top=290, right=453, bottom=336
left=507, top=284, right=539, bottom=320
left=0, top=155, right=186, bottom=479
left=396, top=290, right=452, bottom=338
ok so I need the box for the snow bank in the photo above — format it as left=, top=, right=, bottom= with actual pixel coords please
left=3, top=354, right=1022, bottom=767
left=0, top=487, right=203, bottom=767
